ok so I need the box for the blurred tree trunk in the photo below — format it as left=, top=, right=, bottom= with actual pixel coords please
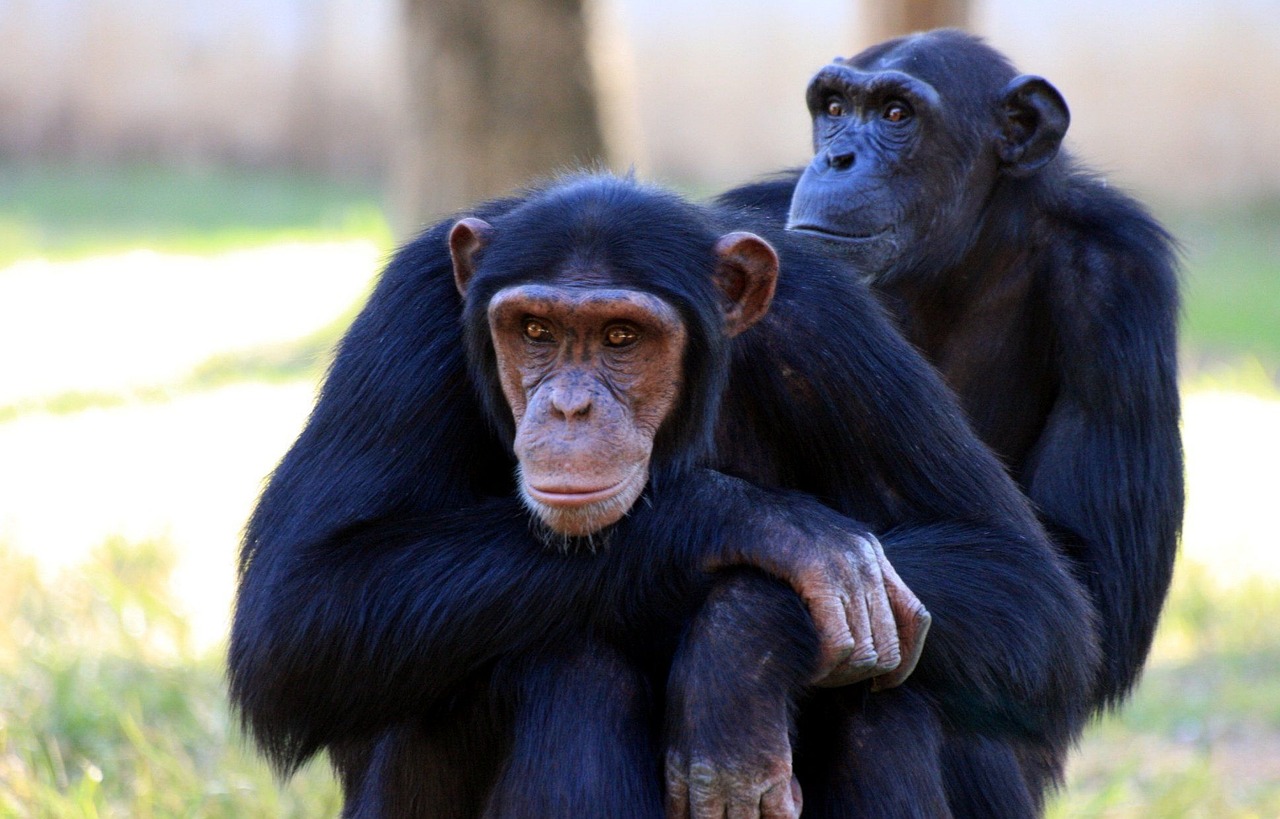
left=860, top=0, right=971, bottom=43
left=394, top=0, right=609, bottom=232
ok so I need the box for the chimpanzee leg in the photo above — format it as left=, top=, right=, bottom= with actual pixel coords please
left=335, top=688, right=509, bottom=819
left=796, top=686, right=952, bottom=818
left=941, top=735, right=1039, bottom=819
left=483, top=641, right=664, bottom=819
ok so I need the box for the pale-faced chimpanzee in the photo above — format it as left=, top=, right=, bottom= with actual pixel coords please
left=229, top=175, right=1096, bottom=817
left=720, top=27, right=1183, bottom=800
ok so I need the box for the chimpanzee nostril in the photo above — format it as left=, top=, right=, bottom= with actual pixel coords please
left=828, top=150, right=855, bottom=172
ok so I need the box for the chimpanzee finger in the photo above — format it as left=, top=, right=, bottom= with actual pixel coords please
left=871, top=552, right=932, bottom=691
left=815, top=580, right=879, bottom=687
left=758, top=777, right=802, bottom=819
left=688, top=761, right=729, bottom=819
left=851, top=539, right=902, bottom=676
left=805, top=592, right=857, bottom=681
left=865, top=582, right=903, bottom=675
left=666, top=756, right=691, bottom=818
left=728, top=794, right=762, bottom=819
left=690, top=791, right=728, bottom=819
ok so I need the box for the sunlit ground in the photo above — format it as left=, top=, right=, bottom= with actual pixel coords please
left=1, top=240, right=1278, bottom=815
left=0, top=243, right=381, bottom=650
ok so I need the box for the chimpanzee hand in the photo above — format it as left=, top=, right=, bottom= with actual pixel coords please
left=665, top=574, right=805, bottom=819
left=705, top=497, right=931, bottom=689
left=806, top=529, right=931, bottom=690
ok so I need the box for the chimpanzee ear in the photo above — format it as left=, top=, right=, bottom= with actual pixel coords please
left=713, top=232, right=779, bottom=337
left=448, top=218, right=495, bottom=297
left=997, top=75, right=1069, bottom=177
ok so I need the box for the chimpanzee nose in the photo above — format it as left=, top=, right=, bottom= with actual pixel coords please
left=827, top=149, right=855, bottom=172
left=550, top=382, right=592, bottom=419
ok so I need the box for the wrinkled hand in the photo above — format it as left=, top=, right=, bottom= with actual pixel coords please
left=666, top=751, right=802, bottom=819
left=712, top=523, right=931, bottom=689
left=801, top=530, right=931, bottom=688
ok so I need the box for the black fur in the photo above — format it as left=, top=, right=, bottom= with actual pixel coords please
left=723, top=28, right=1183, bottom=807
left=230, top=174, right=1097, bottom=816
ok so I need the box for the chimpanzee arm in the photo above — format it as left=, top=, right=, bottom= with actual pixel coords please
left=236, top=489, right=900, bottom=780
left=1025, top=214, right=1182, bottom=706
left=231, top=461, right=932, bottom=778
left=665, top=523, right=1088, bottom=819
left=671, top=236, right=1099, bottom=789
left=667, top=573, right=968, bottom=819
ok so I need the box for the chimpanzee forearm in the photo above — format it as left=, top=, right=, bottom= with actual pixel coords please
left=665, top=524, right=1089, bottom=819
left=229, top=469, right=883, bottom=774
left=665, top=570, right=816, bottom=818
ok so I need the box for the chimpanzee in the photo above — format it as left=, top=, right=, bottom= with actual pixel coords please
left=230, top=175, right=1096, bottom=817
left=720, top=26, right=1183, bottom=800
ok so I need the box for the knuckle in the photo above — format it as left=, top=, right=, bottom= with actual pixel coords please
left=817, top=593, right=854, bottom=616
left=874, top=650, right=902, bottom=673
left=847, top=647, right=878, bottom=672
left=821, top=637, right=857, bottom=663
left=688, top=760, right=719, bottom=789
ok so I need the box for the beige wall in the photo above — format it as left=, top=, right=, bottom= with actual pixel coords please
left=1, top=0, right=1276, bottom=204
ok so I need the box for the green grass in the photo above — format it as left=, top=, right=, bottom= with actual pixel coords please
left=0, top=163, right=392, bottom=267
left=1048, top=565, right=1280, bottom=817
left=3, top=543, right=1276, bottom=816
left=0, top=542, right=341, bottom=817
left=184, top=306, right=359, bottom=389
left=0, top=307, right=358, bottom=424
left=1174, top=201, right=1280, bottom=369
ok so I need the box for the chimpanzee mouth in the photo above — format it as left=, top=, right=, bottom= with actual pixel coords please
left=788, top=224, right=893, bottom=243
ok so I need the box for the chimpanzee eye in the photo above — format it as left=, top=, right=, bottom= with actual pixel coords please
left=883, top=101, right=911, bottom=123
left=603, top=324, right=639, bottom=348
left=825, top=96, right=847, bottom=118
left=523, top=319, right=555, bottom=343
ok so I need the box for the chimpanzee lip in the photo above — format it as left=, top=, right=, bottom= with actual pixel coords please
left=525, top=478, right=628, bottom=508
left=789, top=223, right=893, bottom=242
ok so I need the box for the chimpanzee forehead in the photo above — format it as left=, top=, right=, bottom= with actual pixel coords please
left=839, top=31, right=1016, bottom=96
left=487, top=284, right=684, bottom=328
left=808, top=63, right=941, bottom=109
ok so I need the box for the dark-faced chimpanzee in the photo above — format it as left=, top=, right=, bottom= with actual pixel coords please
left=230, top=175, right=1096, bottom=817
left=720, top=26, right=1183, bottom=801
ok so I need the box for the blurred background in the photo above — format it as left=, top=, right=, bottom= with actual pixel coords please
left=0, top=0, right=1277, bottom=815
